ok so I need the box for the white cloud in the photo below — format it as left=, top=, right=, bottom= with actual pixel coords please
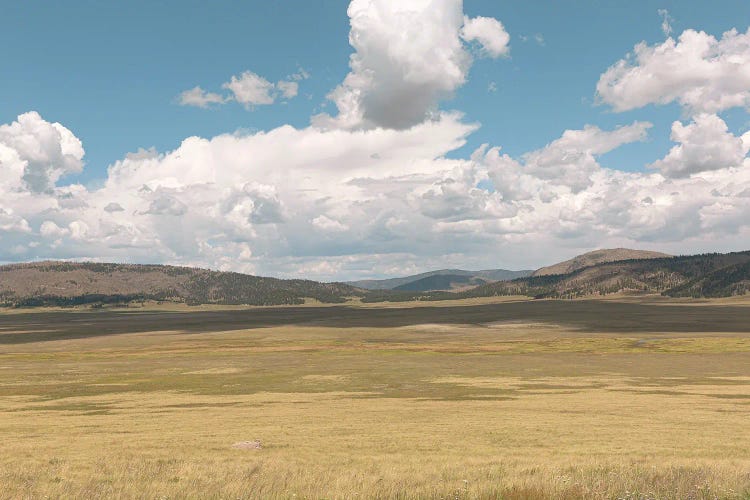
left=276, top=80, right=299, bottom=99
left=658, top=9, right=673, bottom=37
left=520, top=121, right=652, bottom=192
left=144, top=192, right=188, bottom=216
left=223, top=71, right=276, bottom=107
left=68, top=220, right=90, bottom=240
left=314, top=0, right=509, bottom=130
left=648, top=113, right=750, bottom=178
left=0, top=209, right=31, bottom=234
left=2, top=109, right=748, bottom=278
left=3, top=7, right=750, bottom=279
left=460, top=15, right=510, bottom=58
left=0, top=111, right=84, bottom=193
left=183, top=71, right=303, bottom=109
left=289, top=67, right=310, bottom=81
left=312, top=215, right=349, bottom=232
left=103, top=202, right=125, bottom=213
left=177, top=86, right=227, bottom=108
left=597, top=28, right=750, bottom=114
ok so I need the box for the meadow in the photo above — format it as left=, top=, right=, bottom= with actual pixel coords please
left=1, top=296, right=750, bottom=498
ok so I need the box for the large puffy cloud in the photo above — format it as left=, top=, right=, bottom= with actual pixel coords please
left=649, top=114, right=750, bottom=178
left=314, top=0, right=510, bottom=130
left=0, top=111, right=84, bottom=193
left=43, top=112, right=481, bottom=272
left=2, top=109, right=749, bottom=279
left=474, top=142, right=750, bottom=246
left=597, top=28, right=750, bottom=114
left=4, top=5, right=750, bottom=279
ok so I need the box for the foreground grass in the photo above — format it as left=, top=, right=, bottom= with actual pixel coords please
left=1, top=299, right=750, bottom=498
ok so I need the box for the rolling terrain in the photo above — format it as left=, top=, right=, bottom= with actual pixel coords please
left=1, top=249, right=749, bottom=309
left=364, top=250, right=750, bottom=302
left=0, top=261, right=360, bottom=307
left=464, top=250, right=750, bottom=299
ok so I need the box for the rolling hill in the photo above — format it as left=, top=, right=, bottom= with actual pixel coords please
left=361, top=250, right=750, bottom=302
left=532, top=248, right=671, bottom=277
left=457, top=251, right=750, bottom=299
left=0, top=261, right=361, bottom=307
left=347, top=268, right=532, bottom=291
left=3, top=250, right=749, bottom=308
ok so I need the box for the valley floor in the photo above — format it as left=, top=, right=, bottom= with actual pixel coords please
left=1, top=297, right=750, bottom=498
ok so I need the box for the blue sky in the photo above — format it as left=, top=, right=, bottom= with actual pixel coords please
left=3, top=0, right=748, bottom=184
left=1, top=1, right=750, bottom=278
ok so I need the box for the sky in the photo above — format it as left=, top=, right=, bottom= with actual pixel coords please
left=1, top=0, right=750, bottom=280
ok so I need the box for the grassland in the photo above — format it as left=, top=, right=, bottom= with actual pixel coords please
left=1, top=296, right=750, bottom=498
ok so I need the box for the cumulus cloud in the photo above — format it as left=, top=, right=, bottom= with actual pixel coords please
left=314, top=0, right=510, bottom=130
left=144, top=193, right=188, bottom=216
left=0, top=209, right=31, bottom=234
left=276, top=80, right=299, bottom=99
left=3, top=5, right=750, bottom=279
left=181, top=69, right=305, bottom=110
left=313, top=215, right=349, bottom=232
left=0, top=111, right=84, bottom=192
left=519, top=121, right=652, bottom=192
left=649, top=114, right=750, bottom=178
left=178, top=86, right=227, bottom=108
left=223, top=182, right=287, bottom=225
left=222, top=71, right=276, bottom=107
left=460, top=15, right=510, bottom=58
left=2, top=108, right=749, bottom=279
left=103, top=202, right=125, bottom=213
left=40, top=220, right=68, bottom=238
left=597, top=28, right=750, bottom=114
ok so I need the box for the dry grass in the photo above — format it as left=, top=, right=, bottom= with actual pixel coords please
left=1, top=299, right=750, bottom=498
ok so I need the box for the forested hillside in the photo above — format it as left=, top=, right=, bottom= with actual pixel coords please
left=362, top=251, right=750, bottom=302
left=0, top=262, right=361, bottom=307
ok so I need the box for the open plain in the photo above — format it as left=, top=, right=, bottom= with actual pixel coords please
left=2, top=296, right=750, bottom=499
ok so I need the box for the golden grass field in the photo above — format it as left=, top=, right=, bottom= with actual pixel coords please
left=1, top=296, right=750, bottom=498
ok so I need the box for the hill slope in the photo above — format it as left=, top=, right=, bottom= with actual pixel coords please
left=0, top=262, right=361, bottom=307
left=348, top=268, right=532, bottom=291
left=392, top=274, right=489, bottom=292
left=360, top=250, right=750, bottom=302
left=532, top=249, right=671, bottom=277
left=462, top=251, right=750, bottom=299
